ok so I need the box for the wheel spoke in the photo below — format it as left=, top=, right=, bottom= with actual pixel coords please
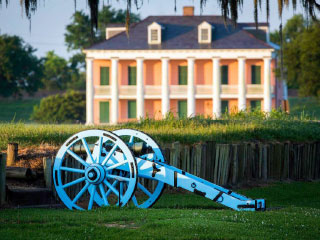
left=104, top=180, right=121, bottom=197
left=137, top=182, right=152, bottom=197
left=132, top=195, right=138, bottom=206
left=129, top=135, right=134, bottom=144
left=88, top=185, right=96, bottom=210
left=72, top=182, right=90, bottom=204
left=99, top=183, right=109, bottom=206
left=60, top=167, right=85, bottom=174
left=81, top=138, right=94, bottom=163
left=97, top=137, right=103, bottom=164
left=105, top=180, right=118, bottom=197
left=105, top=160, right=128, bottom=171
left=101, top=144, right=118, bottom=166
left=66, top=149, right=89, bottom=167
left=62, top=177, right=86, bottom=189
left=106, top=174, right=130, bottom=182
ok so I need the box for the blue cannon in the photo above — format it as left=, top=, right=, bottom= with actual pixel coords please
left=53, top=129, right=266, bottom=211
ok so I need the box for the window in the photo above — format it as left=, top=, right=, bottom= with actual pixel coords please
left=221, top=65, right=228, bottom=85
left=151, top=29, right=158, bottom=41
left=128, top=100, right=137, bottom=119
left=251, top=65, right=261, bottom=84
left=100, top=67, right=109, bottom=85
left=250, top=100, right=261, bottom=111
left=221, top=100, right=229, bottom=114
left=148, top=22, right=162, bottom=44
left=99, top=101, right=109, bottom=123
left=198, top=21, right=213, bottom=44
left=178, top=66, right=188, bottom=85
left=128, top=66, right=137, bottom=85
left=201, top=28, right=209, bottom=41
left=178, top=100, right=187, bottom=118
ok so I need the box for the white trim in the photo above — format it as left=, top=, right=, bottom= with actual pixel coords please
left=83, top=49, right=274, bottom=60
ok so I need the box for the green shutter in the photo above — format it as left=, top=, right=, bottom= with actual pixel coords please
left=178, top=100, right=187, bottom=118
left=251, top=66, right=261, bottom=84
left=250, top=100, right=261, bottom=111
left=100, top=67, right=109, bottom=85
left=221, top=65, right=228, bottom=85
left=128, top=100, right=137, bottom=119
left=128, top=66, right=137, bottom=85
left=221, top=100, right=229, bottom=114
left=178, top=66, right=188, bottom=85
left=99, top=101, right=109, bottom=123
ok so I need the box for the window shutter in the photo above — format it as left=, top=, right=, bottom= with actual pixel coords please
left=250, top=100, right=261, bottom=110
left=178, top=66, right=188, bottom=85
left=251, top=66, right=261, bottom=84
left=201, top=28, right=209, bottom=41
left=178, top=100, right=187, bottom=118
left=128, top=100, right=137, bottom=119
left=100, top=67, right=109, bottom=85
left=99, top=101, right=109, bottom=123
left=128, top=66, right=137, bottom=85
left=221, top=65, right=228, bottom=85
left=221, top=100, right=229, bottom=114
left=151, top=29, right=158, bottom=41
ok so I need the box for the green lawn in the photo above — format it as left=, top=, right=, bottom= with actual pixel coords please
left=0, top=182, right=319, bottom=239
left=289, top=97, right=320, bottom=119
left=0, top=99, right=40, bottom=123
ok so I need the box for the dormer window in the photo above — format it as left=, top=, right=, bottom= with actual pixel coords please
left=198, top=21, right=213, bottom=44
left=148, top=22, right=162, bottom=45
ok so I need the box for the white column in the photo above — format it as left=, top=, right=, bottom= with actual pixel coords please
left=86, top=58, right=94, bottom=125
left=161, top=57, right=170, bottom=117
left=111, top=58, right=119, bottom=124
left=238, top=57, right=246, bottom=111
left=212, top=57, right=221, bottom=118
left=187, top=57, right=195, bottom=117
left=136, top=58, right=144, bottom=120
left=264, top=57, right=272, bottom=112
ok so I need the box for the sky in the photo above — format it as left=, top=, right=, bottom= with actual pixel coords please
left=0, top=0, right=308, bottom=59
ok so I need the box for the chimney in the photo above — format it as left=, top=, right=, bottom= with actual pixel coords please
left=183, top=6, right=194, bottom=16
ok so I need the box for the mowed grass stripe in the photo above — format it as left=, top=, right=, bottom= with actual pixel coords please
left=0, top=182, right=319, bottom=239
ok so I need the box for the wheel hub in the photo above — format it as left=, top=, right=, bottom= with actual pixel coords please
left=85, top=164, right=105, bottom=184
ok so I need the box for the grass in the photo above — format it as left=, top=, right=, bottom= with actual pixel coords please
left=0, top=181, right=319, bottom=239
left=0, top=99, right=40, bottom=123
left=1, top=113, right=320, bottom=150
left=289, top=97, right=320, bottom=120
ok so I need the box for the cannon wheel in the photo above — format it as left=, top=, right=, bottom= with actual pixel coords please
left=92, top=129, right=165, bottom=208
left=113, top=129, right=165, bottom=208
left=53, top=130, right=138, bottom=210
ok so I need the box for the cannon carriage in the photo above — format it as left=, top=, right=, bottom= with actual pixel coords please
left=53, top=129, right=266, bottom=211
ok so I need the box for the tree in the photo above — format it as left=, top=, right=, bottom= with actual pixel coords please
left=271, top=15, right=320, bottom=97
left=298, top=22, right=320, bottom=97
left=0, top=34, right=42, bottom=97
left=31, top=91, right=86, bottom=123
left=41, top=51, right=72, bottom=90
left=65, top=6, right=140, bottom=51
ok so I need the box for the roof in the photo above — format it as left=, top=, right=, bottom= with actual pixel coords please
left=87, top=16, right=274, bottom=50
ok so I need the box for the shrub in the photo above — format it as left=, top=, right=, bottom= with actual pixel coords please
left=31, top=91, right=85, bottom=123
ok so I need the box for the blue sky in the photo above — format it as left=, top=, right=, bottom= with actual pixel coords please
left=0, top=0, right=307, bottom=59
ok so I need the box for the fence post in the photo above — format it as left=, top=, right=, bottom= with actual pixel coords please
left=43, top=157, right=52, bottom=189
left=7, top=143, right=18, bottom=166
left=0, top=154, right=7, bottom=205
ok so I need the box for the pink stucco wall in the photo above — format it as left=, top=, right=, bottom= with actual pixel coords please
left=92, top=58, right=278, bottom=124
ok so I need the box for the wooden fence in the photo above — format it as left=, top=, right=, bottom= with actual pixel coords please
left=160, top=141, right=320, bottom=186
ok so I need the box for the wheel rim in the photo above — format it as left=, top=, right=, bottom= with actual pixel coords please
left=53, top=129, right=138, bottom=210
left=113, top=129, right=165, bottom=208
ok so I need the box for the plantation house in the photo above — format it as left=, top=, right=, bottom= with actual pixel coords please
left=83, top=6, right=283, bottom=125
